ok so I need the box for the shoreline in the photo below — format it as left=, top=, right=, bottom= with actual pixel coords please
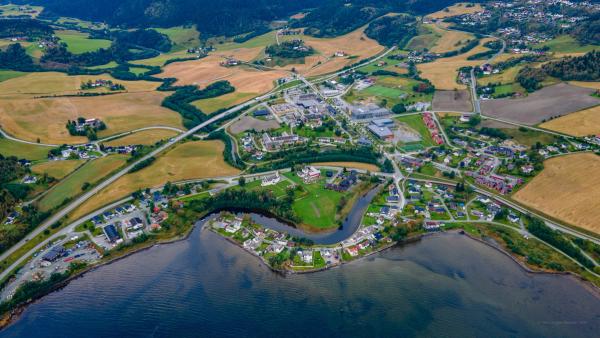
left=2, top=220, right=599, bottom=330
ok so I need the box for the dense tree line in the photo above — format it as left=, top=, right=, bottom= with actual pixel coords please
left=572, top=13, right=600, bottom=45
left=114, top=29, right=172, bottom=53
left=265, top=40, right=314, bottom=59
left=0, top=43, right=37, bottom=71
left=205, top=130, right=246, bottom=170
left=161, top=80, right=235, bottom=129
left=526, top=217, right=595, bottom=270
left=130, top=157, right=156, bottom=173
left=364, top=14, right=417, bottom=48
left=0, top=18, right=52, bottom=38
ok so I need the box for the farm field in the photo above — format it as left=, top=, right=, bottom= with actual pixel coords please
left=86, top=61, right=119, bottom=70
left=432, top=90, right=472, bottom=112
left=31, top=159, right=86, bottom=180
left=0, top=72, right=161, bottom=98
left=192, top=91, right=257, bottom=114
left=159, top=47, right=288, bottom=94
left=312, top=162, right=380, bottom=172
left=534, top=35, right=600, bottom=54
left=567, top=81, right=600, bottom=90
left=103, top=129, right=180, bottom=147
left=130, top=50, right=191, bottom=67
left=427, top=24, right=474, bottom=54
left=0, top=138, right=50, bottom=161
left=513, top=153, right=600, bottom=235
left=417, top=38, right=505, bottom=90
left=481, top=83, right=600, bottom=125
left=37, top=155, right=128, bottom=212
left=0, top=90, right=181, bottom=144
left=154, top=26, right=200, bottom=52
left=68, top=140, right=239, bottom=220
left=0, top=70, right=26, bottom=83
left=539, top=105, right=600, bottom=137
left=0, top=4, right=42, bottom=17
left=478, top=65, right=523, bottom=86
left=427, top=3, right=483, bottom=19
left=54, top=30, right=111, bottom=54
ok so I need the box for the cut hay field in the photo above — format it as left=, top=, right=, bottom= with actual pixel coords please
left=312, top=162, right=380, bottom=172
left=31, top=159, right=86, bottom=180
left=534, top=35, right=600, bottom=54
left=567, top=81, right=600, bottom=90
left=55, top=30, right=111, bottom=54
left=192, top=91, right=257, bottom=114
left=513, top=153, right=600, bottom=235
left=539, top=105, right=600, bottom=137
left=0, top=72, right=160, bottom=98
left=154, top=26, right=200, bottom=52
left=0, top=138, right=50, bottom=161
left=159, top=47, right=287, bottom=95
left=417, top=38, right=500, bottom=90
left=481, top=83, right=600, bottom=125
left=427, top=3, right=483, bottom=19
left=68, top=140, right=239, bottom=220
left=427, top=24, right=474, bottom=54
left=37, top=155, right=128, bottom=212
left=103, top=129, right=180, bottom=147
left=0, top=91, right=181, bottom=144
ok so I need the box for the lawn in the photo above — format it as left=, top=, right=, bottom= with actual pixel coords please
left=395, top=114, right=435, bottom=147
left=535, top=35, right=600, bottom=54
left=500, top=128, right=556, bottom=147
left=37, top=155, right=128, bottom=212
left=31, top=159, right=86, bottom=180
left=246, top=179, right=292, bottom=199
left=362, top=85, right=405, bottom=99
left=284, top=172, right=349, bottom=230
left=0, top=70, right=26, bottom=83
left=0, top=138, right=50, bottom=161
left=67, top=140, right=240, bottom=221
left=55, top=30, right=112, bottom=54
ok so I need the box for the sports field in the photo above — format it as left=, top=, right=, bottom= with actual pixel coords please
left=427, top=3, right=483, bottom=19
left=362, top=85, right=405, bottom=99
left=513, top=153, right=600, bottom=235
left=539, top=105, right=600, bottom=137
left=0, top=138, right=50, bottom=161
left=37, top=155, right=128, bottom=212
left=31, top=159, right=86, bottom=180
left=103, top=129, right=180, bottom=147
left=68, top=140, right=239, bottom=220
left=55, top=30, right=112, bottom=54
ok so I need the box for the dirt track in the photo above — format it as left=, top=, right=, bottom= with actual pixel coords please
left=481, top=83, right=600, bottom=125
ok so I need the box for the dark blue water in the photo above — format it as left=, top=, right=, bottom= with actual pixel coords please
left=2, top=227, right=599, bottom=337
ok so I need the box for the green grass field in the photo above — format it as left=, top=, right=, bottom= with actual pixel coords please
left=128, top=67, right=149, bottom=75
left=37, top=155, right=128, bottom=212
left=535, top=35, right=600, bottom=53
left=0, top=138, right=50, bottom=161
left=87, top=61, right=118, bottom=70
left=192, top=92, right=256, bottom=114
left=501, top=128, right=557, bottom=147
left=0, top=69, right=26, bottom=82
left=155, top=26, right=200, bottom=52
left=362, top=85, right=405, bottom=99
left=246, top=178, right=292, bottom=198
left=55, top=30, right=112, bottom=54
left=395, top=114, right=435, bottom=147
left=284, top=172, right=348, bottom=229
left=214, top=31, right=277, bottom=51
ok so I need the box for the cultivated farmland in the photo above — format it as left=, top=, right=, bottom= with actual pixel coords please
left=31, top=159, right=86, bottom=180
left=55, top=30, right=112, bottom=54
left=513, top=153, right=600, bottom=235
left=432, top=90, right=473, bottom=112
left=103, top=129, right=180, bottom=147
left=0, top=138, right=50, bottom=161
left=68, top=140, right=239, bottom=220
left=427, top=3, right=484, bottom=19
left=481, top=83, right=600, bottom=125
left=539, top=105, right=600, bottom=137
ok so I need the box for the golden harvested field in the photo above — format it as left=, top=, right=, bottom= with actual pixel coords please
left=417, top=38, right=499, bottom=90
left=427, top=25, right=474, bottom=54
left=427, top=3, right=484, bottom=19
left=513, top=153, right=600, bottom=235
left=0, top=91, right=182, bottom=144
left=103, top=129, right=180, bottom=147
left=68, top=140, right=239, bottom=219
left=539, top=105, right=600, bottom=137
left=312, top=162, right=380, bottom=172
left=31, top=159, right=86, bottom=179
left=159, top=47, right=288, bottom=94
left=567, top=81, right=600, bottom=90
left=0, top=72, right=160, bottom=98
left=478, top=65, right=523, bottom=85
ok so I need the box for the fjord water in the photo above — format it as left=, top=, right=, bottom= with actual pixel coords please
left=3, top=229, right=599, bottom=337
